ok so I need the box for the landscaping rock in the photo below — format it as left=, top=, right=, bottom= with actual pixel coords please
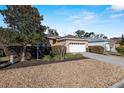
left=0, top=59, right=124, bottom=88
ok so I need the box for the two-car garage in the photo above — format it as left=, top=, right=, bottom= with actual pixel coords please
left=51, top=35, right=88, bottom=53
left=69, top=43, right=86, bottom=53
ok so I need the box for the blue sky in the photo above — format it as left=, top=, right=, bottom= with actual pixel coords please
left=0, top=5, right=124, bottom=38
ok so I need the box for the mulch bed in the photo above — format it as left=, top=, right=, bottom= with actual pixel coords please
left=1, top=57, right=87, bottom=70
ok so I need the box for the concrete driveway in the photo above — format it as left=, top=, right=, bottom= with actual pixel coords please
left=83, top=52, right=124, bottom=67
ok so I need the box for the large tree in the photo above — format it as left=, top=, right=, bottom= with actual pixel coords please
left=95, top=34, right=108, bottom=39
left=75, top=30, right=85, bottom=38
left=120, top=34, right=124, bottom=45
left=75, top=30, right=107, bottom=38
left=84, top=32, right=95, bottom=38
left=0, top=5, right=47, bottom=61
left=47, top=27, right=59, bottom=36
left=0, top=27, right=23, bottom=44
left=75, top=30, right=96, bottom=38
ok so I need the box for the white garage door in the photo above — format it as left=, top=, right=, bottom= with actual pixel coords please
left=105, top=44, right=110, bottom=51
left=69, top=43, right=86, bottom=53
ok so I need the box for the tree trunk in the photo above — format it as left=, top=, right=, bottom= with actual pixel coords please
left=21, top=45, right=26, bottom=61
left=37, top=44, right=39, bottom=60
left=61, top=45, right=65, bottom=60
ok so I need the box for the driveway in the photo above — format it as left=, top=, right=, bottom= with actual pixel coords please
left=83, top=52, right=124, bottom=67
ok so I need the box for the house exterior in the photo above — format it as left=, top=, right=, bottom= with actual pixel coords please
left=110, top=37, right=121, bottom=48
left=86, top=38, right=116, bottom=52
left=47, top=35, right=116, bottom=53
left=48, top=35, right=88, bottom=53
left=47, top=35, right=61, bottom=46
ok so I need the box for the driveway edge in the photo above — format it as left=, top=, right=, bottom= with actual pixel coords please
left=110, top=79, right=124, bottom=88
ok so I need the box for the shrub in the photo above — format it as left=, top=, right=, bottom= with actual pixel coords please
left=86, top=48, right=89, bottom=52
left=88, top=46, right=104, bottom=54
left=116, top=46, right=124, bottom=55
left=51, top=45, right=66, bottom=56
left=52, top=55, right=64, bottom=61
left=41, top=55, right=52, bottom=61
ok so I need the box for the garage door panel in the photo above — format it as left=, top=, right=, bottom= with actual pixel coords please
left=105, top=44, right=110, bottom=51
left=69, top=44, right=86, bottom=53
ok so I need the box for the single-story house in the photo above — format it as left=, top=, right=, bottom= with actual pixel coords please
left=47, top=34, right=61, bottom=46
left=47, top=35, right=116, bottom=53
left=110, top=37, right=121, bottom=48
left=86, top=38, right=116, bottom=52
left=48, top=35, right=88, bottom=53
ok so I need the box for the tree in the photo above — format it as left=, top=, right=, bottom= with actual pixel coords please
left=75, top=29, right=108, bottom=39
left=75, top=30, right=85, bottom=38
left=95, top=34, right=108, bottom=39
left=75, top=30, right=96, bottom=38
left=84, top=32, right=90, bottom=37
left=47, top=27, right=59, bottom=36
left=0, top=5, right=47, bottom=61
left=88, top=32, right=95, bottom=38
left=0, top=27, right=22, bottom=44
left=120, top=34, right=124, bottom=45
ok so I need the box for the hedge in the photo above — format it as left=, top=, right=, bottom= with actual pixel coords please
left=88, top=46, right=104, bottom=54
left=116, top=46, right=124, bottom=55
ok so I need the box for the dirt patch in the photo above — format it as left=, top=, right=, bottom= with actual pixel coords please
left=0, top=59, right=124, bottom=88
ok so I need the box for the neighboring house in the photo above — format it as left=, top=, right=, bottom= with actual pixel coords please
left=110, top=37, right=121, bottom=48
left=86, top=38, right=116, bottom=52
left=47, top=35, right=88, bottom=53
left=47, top=35, right=116, bottom=53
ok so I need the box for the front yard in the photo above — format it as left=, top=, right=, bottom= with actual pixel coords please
left=0, top=59, right=124, bottom=88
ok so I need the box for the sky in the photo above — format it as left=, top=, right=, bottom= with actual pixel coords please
left=0, top=5, right=124, bottom=38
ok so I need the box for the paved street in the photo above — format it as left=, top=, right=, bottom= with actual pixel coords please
left=83, top=52, right=124, bottom=67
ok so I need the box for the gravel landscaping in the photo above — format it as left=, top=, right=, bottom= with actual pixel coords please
left=0, top=59, right=124, bottom=88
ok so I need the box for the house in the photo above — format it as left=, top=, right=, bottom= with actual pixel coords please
left=47, top=34, right=61, bottom=46
left=86, top=38, right=116, bottom=52
left=110, top=37, right=121, bottom=48
left=47, top=35, right=116, bottom=53
left=47, top=35, right=88, bottom=53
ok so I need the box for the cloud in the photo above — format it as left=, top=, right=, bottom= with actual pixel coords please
left=69, top=15, right=80, bottom=20
left=107, top=5, right=124, bottom=11
left=81, top=11, right=96, bottom=20
left=68, top=11, right=96, bottom=22
left=110, top=13, right=124, bottom=18
left=66, top=10, right=99, bottom=27
left=83, top=15, right=95, bottom=20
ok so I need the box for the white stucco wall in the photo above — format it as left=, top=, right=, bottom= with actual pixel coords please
left=88, top=42, right=108, bottom=47
left=88, top=41, right=111, bottom=51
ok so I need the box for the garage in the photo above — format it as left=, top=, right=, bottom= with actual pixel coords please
left=69, top=43, right=86, bottom=53
left=105, top=43, right=110, bottom=51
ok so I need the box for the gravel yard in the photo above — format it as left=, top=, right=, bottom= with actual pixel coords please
left=0, top=59, right=124, bottom=88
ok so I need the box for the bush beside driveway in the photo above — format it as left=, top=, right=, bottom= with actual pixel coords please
left=0, top=59, right=124, bottom=88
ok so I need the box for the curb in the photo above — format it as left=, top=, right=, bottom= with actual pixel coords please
left=110, top=79, right=124, bottom=88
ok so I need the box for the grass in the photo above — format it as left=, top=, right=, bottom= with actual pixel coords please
left=41, top=55, right=52, bottom=62
left=64, top=53, right=83, bottom=59
left=41, top=53, right=84, bottom=62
